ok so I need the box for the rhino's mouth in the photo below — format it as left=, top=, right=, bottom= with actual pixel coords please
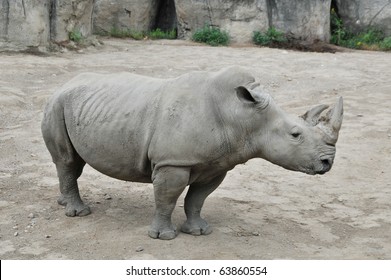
left=302, top=158, right=332, bottom=175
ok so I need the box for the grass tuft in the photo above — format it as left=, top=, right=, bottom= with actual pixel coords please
left=253, top=27, right=287, bottom=46
left=192, top=25, right=230, bottom=46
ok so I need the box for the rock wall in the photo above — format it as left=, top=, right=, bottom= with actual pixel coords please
left=51, top=0, right=94, bottom=43
left=0, top=0, right=50, bottom=51
left=176, top=0, right=331, bottom=43
left=93, top=0, right=158, bottom=35
left=336, top=0, right=391, bottom=36
left=268, top=0, right=331, bottom=42
left=1, top=0, right=390, bottom=51
left=0, top=0, right=94, bottom=51
left=93, top=0, right=178, bottom=35
left=175, top=0, right=269, bottom=43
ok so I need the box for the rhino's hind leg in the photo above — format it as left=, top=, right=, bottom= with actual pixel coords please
left=181, top=173, right=226, bottom=236
left=42, top=104, right=90, bottom=217
left=56, top=160, right=91, bottom=217
left=149, top=167, right=190, bottom=240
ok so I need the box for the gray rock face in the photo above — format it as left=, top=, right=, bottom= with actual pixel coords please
left=268, top=0, right=332, bottom=42
left=0, top=0, right=94, bottom=50
left=93, top=0, right=158, bottom=35
left=176, top=0, right=332, bottom=43
left=0, top=0, right=50, bottom=51
left=93, top=0, right=178, bottom=35
left=175, top=0, right=269, bottom=43
left=50, top=0, right=94, bottom=43
left=336, top=0, right=391, bottom=36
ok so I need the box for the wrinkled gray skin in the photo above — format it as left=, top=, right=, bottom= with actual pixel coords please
left=41, top=66, right=343, bottom=240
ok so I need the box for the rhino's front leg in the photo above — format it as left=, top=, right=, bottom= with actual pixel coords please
left=182, top=173, right=226, bottom=236
left=149, top=167, right=190, bottom=240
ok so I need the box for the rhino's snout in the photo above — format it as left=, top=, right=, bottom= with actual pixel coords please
left=317, top=158, right=333, bottom=175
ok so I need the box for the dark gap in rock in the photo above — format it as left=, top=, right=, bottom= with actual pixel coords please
left=330, top=0, right=341, bottom=35
left=153, top=0, right=177, bottom=35
left=49, top=0, right=57, bottom=41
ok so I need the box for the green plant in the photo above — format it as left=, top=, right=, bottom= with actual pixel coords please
left=69, top=30, right=82, bottom=43
left=330, top=8, right=347, bottom=45
left=253, top=27, right=286, bottom=46
left=333, top=29, right=387, bottom=50
left=148, top=28, right=177, bottom=40
left=360, top=29, right=384, bottom=44
left=109, top=28, right=130, bottom=38
left=129, top=31, right=145, bottom=40
left=192, top=25, right=230, bottom=46
left=380, top=36, right=391, bottom=51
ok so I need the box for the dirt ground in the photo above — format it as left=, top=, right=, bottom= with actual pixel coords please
left=0, top=39, right=390, bottom=260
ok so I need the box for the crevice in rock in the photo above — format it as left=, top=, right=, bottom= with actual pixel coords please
left=368, top=0, right=391, bottom=27
left=205, top=0, right=213, bottom=26
left=89, top=0, right=96, bottom=37
left=330, top=0, right=339, bottom=14
left=21, top=0, right=26, bottom=18
left=2, top=0, right=9, bottom=38
left=330, top=0, right=341, bottom=33
left=49, top=0, right=57, bottom=42
left=266, top=0, right=277, bottom=28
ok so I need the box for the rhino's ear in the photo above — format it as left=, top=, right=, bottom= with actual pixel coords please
left=301, top=104, right=329, bottom=126
left=235, top=86, right=269, bottom=108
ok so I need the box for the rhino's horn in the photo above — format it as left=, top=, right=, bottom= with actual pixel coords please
left=328, top=96, right=344, bottom=136
left=301, top=104, right=329, bottom=126
left=319, top=97, right=344, bottom=143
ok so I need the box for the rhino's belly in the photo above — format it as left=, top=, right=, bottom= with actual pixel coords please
left=69, top=126, right=153, bottom=183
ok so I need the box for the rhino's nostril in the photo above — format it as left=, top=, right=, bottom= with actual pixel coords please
left=321, top=159, right=331, bottom=171
left=316, top=159, right=332, bottom=175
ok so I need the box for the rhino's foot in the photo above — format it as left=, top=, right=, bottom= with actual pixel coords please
left=148, top=225, right=177, bottom=240
left=57, top=195, right=91, bottom=217
left=181, top=218, right=212, bottom=236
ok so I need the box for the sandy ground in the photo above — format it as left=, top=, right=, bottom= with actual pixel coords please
left=0, top=39, right=390, bottom=260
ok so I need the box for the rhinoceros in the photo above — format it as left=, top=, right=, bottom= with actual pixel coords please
left=41, top=66, right=343, bottom=240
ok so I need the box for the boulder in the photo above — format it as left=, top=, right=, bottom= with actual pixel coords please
left=0, top=0, right=50, bottom=51
left=51, top=0, right=94, bottom=43
left=336, top=0, right=391, bottom=36
left=93, top=0, right=158, bottom=35
left=175, top=0, right=269, bottom=43
left=0, top=0, right=94, bottom=51
left=268, top=0, right=332, bottom=42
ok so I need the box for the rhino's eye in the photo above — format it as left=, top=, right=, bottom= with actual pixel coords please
left=290, top=127, right=302, bottom=139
